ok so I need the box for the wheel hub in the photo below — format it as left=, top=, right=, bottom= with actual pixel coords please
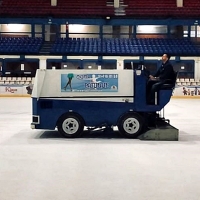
left=62, top=118, right=79, bottom=134
left=123, top=118, right=140, bottom=134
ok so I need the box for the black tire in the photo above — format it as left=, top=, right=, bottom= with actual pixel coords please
left=57, top=113, right=84, bottom=138
left=117, top=113, right=144, bottom=138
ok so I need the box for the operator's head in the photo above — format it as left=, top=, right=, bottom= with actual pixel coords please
left=162, top=53, right=170, bottom=63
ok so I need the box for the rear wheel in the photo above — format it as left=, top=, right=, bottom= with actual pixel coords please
left=117, top=113, right=144, bottom=138
left=57, top=113, right=84, bottom=138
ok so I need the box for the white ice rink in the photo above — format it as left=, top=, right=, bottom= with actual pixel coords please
left=0, top=97, right=200, bottom=200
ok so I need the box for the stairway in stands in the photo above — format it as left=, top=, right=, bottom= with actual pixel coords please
left=39, top=41, right=54, bottom=55
left=107, top=0, right=127, bottom=16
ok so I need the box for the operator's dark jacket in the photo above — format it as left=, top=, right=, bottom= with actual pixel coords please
left=146, top=60, right=175, bottom=103
left=154, top=60, right=174, bottom=82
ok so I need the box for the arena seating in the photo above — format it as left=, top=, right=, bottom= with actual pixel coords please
left=124, top=0, right=176, bottom=8
left=0, top=0, right=50, bottom=16
left=183, top=0, right=200, bottom=7
left=176, top=78, right=200, bottom=86
left=1, top=0, right=200, bottom=18
left=0, top=36, right=198, bottom=56
left=124, top=0, right=200, bottom=18
left=0, top=37, right=43, bottom=54
left=51, top=37, right=200, bottom=56
left=56, top=0, right=113, bottom=17
left=2, top=76, right=200, bottom=87
left=2, top=75, right=200, bottom=86
left=0, top=0, right=114, bottom=17
left=0, top=76, right=34, bottom=85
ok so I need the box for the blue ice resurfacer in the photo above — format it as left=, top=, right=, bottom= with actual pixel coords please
left=31, top=68, right=178, bottom=140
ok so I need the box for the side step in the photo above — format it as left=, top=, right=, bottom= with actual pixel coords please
left=138, top=121, right=179, bottom=141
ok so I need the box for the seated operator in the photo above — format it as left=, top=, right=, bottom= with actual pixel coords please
left=147, top=53, right=175, bottom=104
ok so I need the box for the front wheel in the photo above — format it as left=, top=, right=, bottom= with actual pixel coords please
left=117, top=113, right=144, bottom=138
left=57, top=113, right=84, bottom=138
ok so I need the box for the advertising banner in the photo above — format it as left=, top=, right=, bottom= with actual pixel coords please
left=174, top=86, right=200, bottom=97
left=0, top=84, right=32, bottom=96
left=61, top=73, right=118, bottom=92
